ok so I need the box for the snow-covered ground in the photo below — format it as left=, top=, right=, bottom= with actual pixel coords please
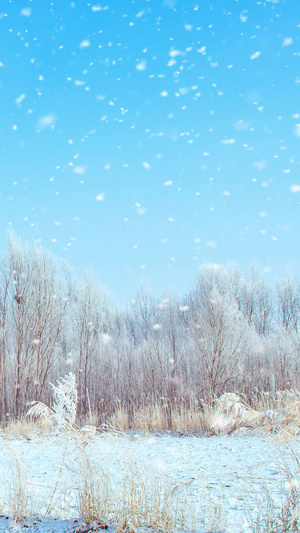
left=0, top=431, right=294, bottom=532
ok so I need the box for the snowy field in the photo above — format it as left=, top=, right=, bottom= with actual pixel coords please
left=0, top=431, right=294, bottom=532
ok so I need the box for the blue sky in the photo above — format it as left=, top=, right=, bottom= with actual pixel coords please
left=1, top=0, right=300, bottom=303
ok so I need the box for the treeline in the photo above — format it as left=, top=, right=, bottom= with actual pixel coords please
left=0, top=233, right=300, bottom=423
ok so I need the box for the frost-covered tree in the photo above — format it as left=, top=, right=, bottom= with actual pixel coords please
left=0, top=257, right=11, bottom=420
left=277, top=274, right=300, bottom=334
left=70, top=274, right=116, bottom=414
left=6, top=232, right=70, bottom=417
left=190, top=267, right=251, bottom=397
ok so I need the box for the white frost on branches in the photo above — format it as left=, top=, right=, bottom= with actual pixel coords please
left=27, top=372, right=78, bottom=431
left=50, top=372, right=78, bottom=430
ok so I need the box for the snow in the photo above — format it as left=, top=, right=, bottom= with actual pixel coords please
left=136, top=61, right=147, bottom=71
left=95, top=193, right=105, bottom=201
left=79, top=40, right=91, bottom=49
left=0, top=432, right=294, bottom=532
left=294, top=124, right=300, bottom=137
left=221, top=139, right=236, bottom=145
left=37, top=115, right=57, bottom=129
left=290, top=184, right=300, bottom=193
left=250, top=51, right=261, bottom=60
left=15, top=94, right=26, bottom=105
left=20, top=8, right=31, bottom=17
left=282, top=37, right=293, bottom=47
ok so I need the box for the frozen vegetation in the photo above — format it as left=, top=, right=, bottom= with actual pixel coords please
left=2, top=234, right=300, bottom=426
left=0, top=0, right=299, bottom=530
left=1, top=236, right=300, bottom=531
left=0, top=429, right=299, bottom=533
left=0, top=371, right=299, bottom=532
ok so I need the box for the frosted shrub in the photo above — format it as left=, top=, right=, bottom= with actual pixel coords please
left=50, top=372, right=78, bottom=430
left=211, top=392, right=263, bottom=433
left=27, top=372, right=78, bottom=432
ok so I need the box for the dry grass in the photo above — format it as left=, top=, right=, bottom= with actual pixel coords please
left=45, top=437, right=69, bottom=517
left=200, top=490, right=226, bottom=532
left=9, top=456, right=29, bottom=519
left=3, top=389, right=300, bottom=531
left=3, top=417, right=53, bottom=441
left=26, top=401, right=78, bottom=433
left=208, top=390, right=300, bottom=435
left=6, top=419, right=300, bottom=531
left=244, top=440, right=300, bottom=532
left=5, top=446, right=40, bottom=519
left=209, top=392, right=264, bottom=434
left=108, top=398, right=208, bottom=433
left=1, top=432, right=200, bottom=531
left=103, top=390, right=300, bottom=435
left=251, top=390, right=300, bottom=413
left=5, top=389, right=300, bottom=442
left=77, top=444, right=197, bottom=532
left=4, top=390, right=300, bottom=442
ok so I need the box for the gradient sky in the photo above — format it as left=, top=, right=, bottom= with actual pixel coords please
left=0, top=0, right=300, bottom=303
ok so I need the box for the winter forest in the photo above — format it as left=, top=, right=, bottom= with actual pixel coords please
left=2, top=1, right=300, bottom=531
left=1, top=232, right=299, bottom=424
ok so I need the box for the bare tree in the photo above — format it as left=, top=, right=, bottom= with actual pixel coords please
left=7, top=233, right=70, bottom=417
left=277, top=274, right=300, bottom=334
left=190, top=267, right=250, bottom=397
left=0, top=259, right=12, bottom=420
left=130, top=283, right=155, bottom=343
left=71, top=274, right=115, bottom=415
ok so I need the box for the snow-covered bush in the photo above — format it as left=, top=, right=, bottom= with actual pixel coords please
left=50, top=372, right=78, bottom=430
left=26, top=372, right=78, bottom=431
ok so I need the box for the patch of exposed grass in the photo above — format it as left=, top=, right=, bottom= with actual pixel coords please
left=77, top=443, right=197, bottom=532
left=243, top=439, right=300, bottom=532
left=3, top=418, right=53, bottom=441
